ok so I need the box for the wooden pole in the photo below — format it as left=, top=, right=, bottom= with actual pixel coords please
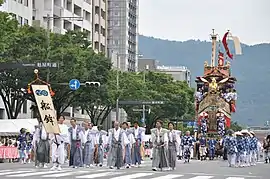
left=211, top=29, right=217, bottom=67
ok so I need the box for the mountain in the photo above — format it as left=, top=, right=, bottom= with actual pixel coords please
left=138, top=35, right=270, bottom=126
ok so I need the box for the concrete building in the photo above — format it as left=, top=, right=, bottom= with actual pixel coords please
left=107, top=0, right=139, bottom=72
left=92, top=0, right=107, bottom=53
left=0, top=0, right=107, bottom=53
left=138, top=58, right=158, bottom=71
left=157, top=65, right=191, bottom=87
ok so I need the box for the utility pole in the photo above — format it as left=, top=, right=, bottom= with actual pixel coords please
left=142, top=65, right=149, bottom=125
left=45, top=14, right=83, bottom=82
left=115, top=53, right=120, bottom=122
left=46, top=14, right=50, bottom=82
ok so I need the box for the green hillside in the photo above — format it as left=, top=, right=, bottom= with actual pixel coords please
left=138, top=35, right=270, bottom=126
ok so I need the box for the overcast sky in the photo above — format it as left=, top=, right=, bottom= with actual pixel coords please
left=139, top=0, right=270, bottom=45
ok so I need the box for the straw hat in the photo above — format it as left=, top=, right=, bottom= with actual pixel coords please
left=235, top=131, right=243, bottom=136
left=250, top=131, right=255, bottom=135
left=241, top=129, right=249, bottom=134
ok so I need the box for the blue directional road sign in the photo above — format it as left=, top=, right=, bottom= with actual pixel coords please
left=69, top=79, right=80, bottom=90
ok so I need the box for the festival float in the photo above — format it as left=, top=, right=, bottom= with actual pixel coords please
left=195, top=29, right=242, bottom=136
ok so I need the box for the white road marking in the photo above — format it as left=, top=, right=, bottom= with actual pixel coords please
left=76, top=172, right=122, bottom=178
left=6, top=170, right=67, bottom=177
left=226, top=177, right=245, bottom=179
left=42, top=171, right=90, bottom=177
left=188, top=176, right=214, bottom=179
left=110, top=173, right=154, bottom=179
left=149, top=174, right=184, bottom=179
left=0, top=170, right=33, bottom=176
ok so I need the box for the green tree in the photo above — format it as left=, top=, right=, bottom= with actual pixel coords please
left=0, top=12, right=106, bottom=118
left=48, top=30, right=95, bottom=116
left=73, top=52, right=112, bottom=126
left=0, top=0, right=4, bottom=6
left=119, top=71, right=195, bottom=132
left=0, top=13, right=47, bottom=118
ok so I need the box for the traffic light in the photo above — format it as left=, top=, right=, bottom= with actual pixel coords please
left=85, top=82, right=100, bottom=87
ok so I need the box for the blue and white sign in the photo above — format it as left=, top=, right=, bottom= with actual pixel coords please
left=187, top=121, right=196, bottom=128
left=187, top=122, right=192, bottom=127
left=69, top=79, right=80, bottom=90
left=141, top=118, right=145, bottom=123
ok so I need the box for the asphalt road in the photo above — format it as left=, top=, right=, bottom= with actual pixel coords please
left=0, top=159, right=268, bottom=179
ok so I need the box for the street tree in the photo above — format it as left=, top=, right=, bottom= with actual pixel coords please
left=121, top=72, right=195, bottom=132
left=0, top=13, right=47, bottom=118
left=73, top=52, right=112, bottom=126
left=48, top=30, right=96, bottom=116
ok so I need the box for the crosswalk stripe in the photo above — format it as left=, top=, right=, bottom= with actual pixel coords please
left=149, top=174, right=184, bottom=179
left=188, top=176, right=214, bottom=179
left=6, top=170, right=68, bottom=177
left=0, top=170, right=11, bottom=173
left=0, top=171, right=33, bottom=176
left=76, top=172, right=123, bottom=178
left=226, top=178, right=245, bottom=179
left=42, top=171, right=90, bottom=178
left=110, top=173, right=154, bottom=179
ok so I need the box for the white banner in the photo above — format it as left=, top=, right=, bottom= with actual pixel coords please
left=31, top=85, right=60, bottom=134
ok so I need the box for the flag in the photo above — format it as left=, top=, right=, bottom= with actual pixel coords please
left=222, top=32, right=233, bottom=59
left=218, top=52, right=224, bottom=66
left=232, top=36, right=242, bottom=55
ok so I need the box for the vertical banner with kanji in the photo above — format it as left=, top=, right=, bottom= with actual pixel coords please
left=31, top=85, right=60, bottom=134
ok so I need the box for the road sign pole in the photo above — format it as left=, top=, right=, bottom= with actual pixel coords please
left=142, top=104, right=145, bottom=121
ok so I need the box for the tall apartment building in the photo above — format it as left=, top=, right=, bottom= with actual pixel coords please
left=0, top=0, right=107, bottom=53
left=92, top=0, right=107, bottom=53
left=107, top=0, right=139, bottom=72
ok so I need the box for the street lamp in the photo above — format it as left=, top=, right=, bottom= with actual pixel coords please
left=115, top=53, right=142, bottom=122
left=45, top=14, right=83, bottom=82
left=142, top=65, right=149, bottom=125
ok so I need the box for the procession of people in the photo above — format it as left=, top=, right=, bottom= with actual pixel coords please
left=13, top=114, right=269, bottom=173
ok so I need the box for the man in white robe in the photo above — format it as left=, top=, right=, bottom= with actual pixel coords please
left=50, top=115, right=69, bottom=170
left=122, top=122, right=135, bottom=168
left=68, top=118, right=85, bottom=168
left=107, top=121, right=129, bottom=169
left=83, top=121, right=97, bottom=167
left=94, top=125, right=107, bottom=167
left=32, top=123, right=50, bottom=168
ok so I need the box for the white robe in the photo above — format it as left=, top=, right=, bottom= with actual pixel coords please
left=50, top=124, right=69, bottom=164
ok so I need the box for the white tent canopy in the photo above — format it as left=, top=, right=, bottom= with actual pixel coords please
left=0, top=119, right=38, bottom=136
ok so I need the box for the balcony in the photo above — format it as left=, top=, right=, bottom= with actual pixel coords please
left=53, top=5, right=62, bottom=17
left=94, top=14, right=100, bottom=23
left=100, top=35, right=105, bottom=45
left=100, top=0, right=106, bottom=11
left=94, top=32, right=99, bottom=41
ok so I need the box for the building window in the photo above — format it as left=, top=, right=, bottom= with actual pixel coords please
left=18, top=0, right=23, bottom=4
left=23, top=101, right=27, bottom=114
left=113, top=20, right=119, bottom=26
left=113, top=40, right=119, bottom=45
left=24, top=0, right=28, bottom=6
left=95, top=6, right=99, bottom=15
left=18, top=16, right=23, bottom=25
left=24, top=18, right=28, bottom=25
